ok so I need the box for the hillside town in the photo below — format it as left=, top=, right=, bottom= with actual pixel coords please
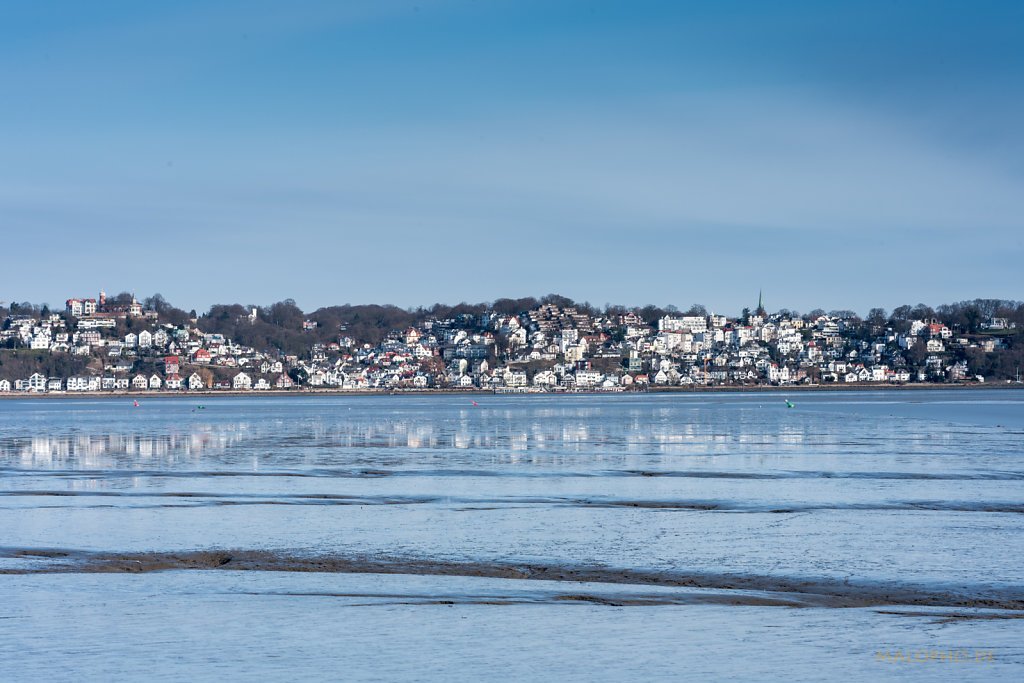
left=0, top=290, right=1020, bottom=395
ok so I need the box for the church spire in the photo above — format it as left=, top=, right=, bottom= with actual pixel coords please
left=757, top=289, right=764, bottom=314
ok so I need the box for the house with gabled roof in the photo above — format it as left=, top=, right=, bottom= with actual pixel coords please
left=27, top=373, right=47, bottom=392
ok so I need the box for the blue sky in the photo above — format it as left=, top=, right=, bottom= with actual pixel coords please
left=2, top=0, right=1022, bottom=316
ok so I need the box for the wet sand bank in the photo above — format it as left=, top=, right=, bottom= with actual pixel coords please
left=4, top=547, right=1023, bottom=612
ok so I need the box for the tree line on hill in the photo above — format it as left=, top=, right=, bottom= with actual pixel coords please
left=0, top=350, right=92, bottom=382
left=195, top=295, right=719, bottom=356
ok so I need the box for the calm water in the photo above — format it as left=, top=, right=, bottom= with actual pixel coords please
left=1, top=390, right=1022, bottom=681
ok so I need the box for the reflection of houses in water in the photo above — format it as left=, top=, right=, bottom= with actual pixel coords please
left=452, top=430, right=472, bottom=449
left=0, top=405, right=858, bottom=476
left=4, top=425, right=245, bottom=469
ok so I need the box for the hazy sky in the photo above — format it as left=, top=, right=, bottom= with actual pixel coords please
left=2, top=0, right=1022, bottom=316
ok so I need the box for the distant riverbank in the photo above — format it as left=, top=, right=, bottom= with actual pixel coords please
left=1, top=382, right=1019, bottom=400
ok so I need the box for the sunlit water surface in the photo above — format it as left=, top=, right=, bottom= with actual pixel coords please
left=2, top=390, right=1022, bottom=680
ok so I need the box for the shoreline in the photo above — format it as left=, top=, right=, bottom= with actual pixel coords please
left=0, top=382, right=1019, bottom=400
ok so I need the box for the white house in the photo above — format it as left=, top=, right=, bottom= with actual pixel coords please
left=532, top=370, right=557, bottom=387
left=78, top=331, right=102, bottom=346
left=66, top=376, right=95, bottom=392
left=507, top=371, right=528, bottom=387
left=188, top=373, right=205, bottom=390
left=148, top=374, right=162, bottom=389
left=132, top=374, right=149, bottom=389
left=27, top=373, right=47, bottom=392
left=253, top=377, right=271, bottom=390
left=232, top=372, right=251, bottom=390
left=0, top=379, right=9, bottom=392
left=138, top=330, right=153, bottom=348
left=164, top=374, right=183, bottom=390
